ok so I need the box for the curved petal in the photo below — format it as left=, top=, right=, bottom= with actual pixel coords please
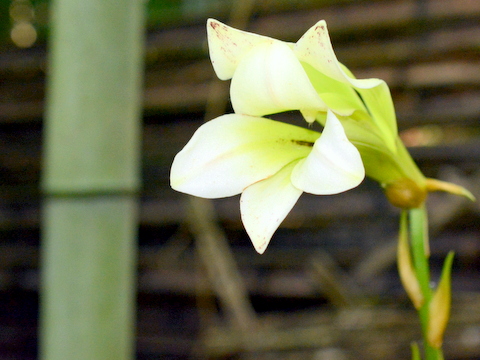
left=170, top=114, right=320, bottom=198
left=207, top=18, right=275, bottom=80
left=240, top=161, right=303, bottom=254
left=291, top=111, right=365, bottom=194
left=295, top=20, right=382, bottom=89
left=230, top=41, right=327, bottom=119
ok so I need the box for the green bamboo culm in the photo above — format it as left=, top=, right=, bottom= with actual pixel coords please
left=40, top=0, right=145, bottom=359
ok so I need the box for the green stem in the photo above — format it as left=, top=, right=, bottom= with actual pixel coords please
left=408, top=206, right=444, bottom=360
left=409, top=207, right=431, bottom=299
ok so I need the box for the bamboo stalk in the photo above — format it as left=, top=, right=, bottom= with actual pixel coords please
left=39, top=0, right=145, bottom=359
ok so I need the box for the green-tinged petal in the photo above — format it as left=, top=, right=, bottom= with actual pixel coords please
left=240, top=161, right=303, bottom=254
left=230, top=41, right=327, bottom=120
left=302, top=62, right=366, bottom=117
left=291, top=111, right=365, bottom=194
left=353, top=80, right=398, bottom=153
left=207, top=18, right=275, bottom=80
left=336, top=112, right=426, bottom=187
left=170, top=114, right=320, bottom=198
left=339, top=112, right=400, bottom=182
left=295, top=20, right=382, bottom=89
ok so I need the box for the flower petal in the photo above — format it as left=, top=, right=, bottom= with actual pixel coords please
left=240, top=161, right=303, bottom=254
left=291, top=111, right=365, bottom=194
left=207, top=18, right=275, bottom=80
left=170, top=114, right=320, bottom=198
left=295, top=20, right=382, bottom=89
left=230, top=41, right=327, bottom=119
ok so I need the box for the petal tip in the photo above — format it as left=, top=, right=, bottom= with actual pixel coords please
left=206, top=18, right=223, bottom=34
left=253, top=240, right=268, bottom=254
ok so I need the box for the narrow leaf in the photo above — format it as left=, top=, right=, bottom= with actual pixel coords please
left=397, top=210, right=424, bottom=309
left=427, top=251, right=455, bottom=349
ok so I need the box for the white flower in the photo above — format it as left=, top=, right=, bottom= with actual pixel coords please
left=171, top=111, right=364, bottom=253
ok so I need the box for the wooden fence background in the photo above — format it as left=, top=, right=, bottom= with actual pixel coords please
left=0, top=0, right=479, bottom=359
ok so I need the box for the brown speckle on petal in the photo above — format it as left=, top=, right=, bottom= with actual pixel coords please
left=291, top=139, right=314, bottom=147
left=258, top=240, right=267, bottom=252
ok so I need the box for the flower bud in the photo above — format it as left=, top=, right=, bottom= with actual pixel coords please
left=385, top=178, right=427, bottom=209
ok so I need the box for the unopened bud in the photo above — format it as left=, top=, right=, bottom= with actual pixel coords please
left=385, top=178, right=427, bottom=209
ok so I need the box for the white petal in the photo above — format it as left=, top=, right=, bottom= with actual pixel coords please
left=295, top=20, right=382, bottom=89
left=240, top=161, right=303, bottom=254
left=207, top=18, right=275, bottom=80
left=230, top=41, right=327, bottom=117
left=291, top=111, right=365, bottom=194
left=170, top=114, right=319, bottom=198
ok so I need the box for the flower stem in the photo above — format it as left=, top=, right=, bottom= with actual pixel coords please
left=408, top=206, right=445, bottom=360
left=409, top=207, right=431, bottom=300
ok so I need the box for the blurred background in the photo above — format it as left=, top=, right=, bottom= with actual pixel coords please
left=0, top=0, right=479, bottom=359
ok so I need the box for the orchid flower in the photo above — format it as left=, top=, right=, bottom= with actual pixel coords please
left=206, top=19, right=474, bottom=208
left=171, top=111, right=364, bottom=253
left=171, top=19, right=473, bottom=254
